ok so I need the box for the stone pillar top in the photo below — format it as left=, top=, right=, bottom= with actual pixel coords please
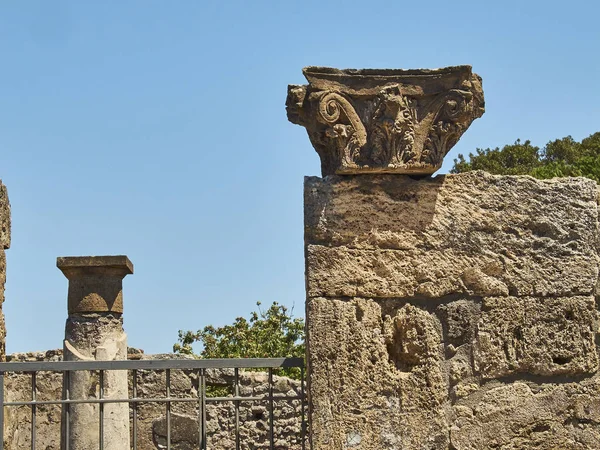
left=286, top=65, right=485, bottom=176
left=57, top=255, right=133, bottom=315
left=57, top=255, right=134, bottom=275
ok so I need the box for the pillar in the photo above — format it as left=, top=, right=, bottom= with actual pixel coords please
left=0, top=181, right=10, bottom=361
left=289, top=66, right=600, bottom=449
left=57, top=255, right=133, bottom=450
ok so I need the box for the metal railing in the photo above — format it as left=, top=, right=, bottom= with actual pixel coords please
left=0, top=358, right=306, bottom=450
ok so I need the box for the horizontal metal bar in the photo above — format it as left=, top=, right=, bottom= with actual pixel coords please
left=3, top=395, right=303, bottom=407
left=205, top=395, right=302, bottom=403
left=0, top=357, right=304, bottom=373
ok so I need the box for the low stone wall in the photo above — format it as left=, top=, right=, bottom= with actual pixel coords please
left=3, top=350, right=304, bottom=449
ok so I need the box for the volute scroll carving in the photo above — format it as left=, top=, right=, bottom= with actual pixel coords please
left=286, top=66, right=485, bottom=176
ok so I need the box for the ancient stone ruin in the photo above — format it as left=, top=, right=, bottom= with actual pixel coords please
left=0, top=181, right=10, bottom=361
left=58, top=256, right=133, bottom=450
left=2, top=255, right=304, bottom=449
left=1, top=64, right=600, bottom=450
left=3, top=351, right=304, bottom=449
left=290, top=66, right=600, bottom=449
left=286, top=66, right=484, bottom=176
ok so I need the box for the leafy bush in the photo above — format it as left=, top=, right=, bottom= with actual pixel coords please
left=452, top=132, right=600, bottom=181
left=174, top=301, right=305, bottom=379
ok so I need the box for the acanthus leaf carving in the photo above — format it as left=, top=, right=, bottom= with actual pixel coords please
left=370, top=85, right=417, bottom=167
left=287, top=66, right=484, bottom=176
left=317, top=92, right=366, bottom=169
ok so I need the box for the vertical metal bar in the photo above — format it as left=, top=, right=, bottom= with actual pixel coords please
left=132, top=369, right=138, bottom=450
left=301, top=365, right=306, bottom=450
left=268, top=367, right=274, bottom=450
left=197, top=369, right=203, bottom=450
left=196, top=369, right=203, bottom=449
left=234, top=368, right=240, bottom=450
left=31, top=372, right=37, bottom=450
left=166, top=369, right=171, bottom=450
left=64, top=370, right=70, bottom=450
left=99, top=370, right=104, bottom=450
left=200, top=368, right=206, bottom=450
left=0, top=372, right=5, bottom=450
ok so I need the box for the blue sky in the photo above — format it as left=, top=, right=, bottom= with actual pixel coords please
left=1, top=0, right=598, bottom=354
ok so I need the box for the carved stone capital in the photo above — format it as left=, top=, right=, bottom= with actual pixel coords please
left=57, top=255, right=134, bottom=315
left=287, top=66, right=485, bottom=176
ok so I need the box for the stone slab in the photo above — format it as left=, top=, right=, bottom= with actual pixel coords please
left=473, top=296, right=599, bottom=378
left=57, top=255, right=133, bottom=274
left=306, top=244, right=597, bottom=298
left=305, top=172, right=600, bottom=298
left=450, top=379, right=600, bottom=449
left=306, top=297, right=450, bottom=449
left=307, top=295, right=600, bottom=449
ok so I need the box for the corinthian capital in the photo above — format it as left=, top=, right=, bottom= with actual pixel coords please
left=286, top=66, right=484, bottom=176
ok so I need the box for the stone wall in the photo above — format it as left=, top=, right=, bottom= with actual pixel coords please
left=3, top=351, right=304, bottom=449
left=0, top=181, right=10, bottom=361
left=304, top=171, right=600, bottom=449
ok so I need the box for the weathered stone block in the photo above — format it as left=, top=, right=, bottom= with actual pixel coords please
left=473, top=296, right=599, bottom=378
left=304, top=167, right=600, bottom=449
left=450, top=379, right=600, bottom=449
left=57, top=255, right=134, bottom=314
left=437, top=299, right=481, bottom=347
left=305, top=172, right=600, bottom=298
left=307, top=297, right=450, bottom=449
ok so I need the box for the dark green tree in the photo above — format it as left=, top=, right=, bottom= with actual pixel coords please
left=174, top=301, right=305, bottom=379
left=451, top=132, right=600, bottom=182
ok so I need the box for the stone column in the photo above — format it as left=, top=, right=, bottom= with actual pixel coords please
left=0, top=181, right=10, bottom=361
left=289, top=67, right=600, bottom=449
left=57, top=255, right=133, bottom=450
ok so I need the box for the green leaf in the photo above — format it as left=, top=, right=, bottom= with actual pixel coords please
left=174, top=301, right=305, bottom=379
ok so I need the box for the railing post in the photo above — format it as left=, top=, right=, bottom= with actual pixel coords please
left=57, top=255, right=133, bottom=450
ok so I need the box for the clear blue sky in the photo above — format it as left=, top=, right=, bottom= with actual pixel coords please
left=1, top=1, right=598, bottom=355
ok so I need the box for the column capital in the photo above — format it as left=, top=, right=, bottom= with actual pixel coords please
left=57, top=255, right=133, bottom=315
left=286, top=65, right=484, bottom=176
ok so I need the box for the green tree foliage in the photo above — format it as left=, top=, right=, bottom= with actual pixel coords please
left=174, top=301, right=305, bottom=379
left=452, top=132, right=600, bottom=182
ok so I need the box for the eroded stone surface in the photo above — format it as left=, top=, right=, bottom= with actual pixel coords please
left=474, top=296, right=599, bottom=378
left=0, top=183, right=10, bottom=250
left=63, top=313, right=130, bottom=450
left=451, top=379, right=600, bottom=449
left=308, top=296, right=600, bottom=449
left=287, top=66, right=484, bottom=176
left=304, top=170, right=600, bottom=449
left=0, top=181, right=9, bottom=361
left=57, top=255, right=134, bottom=314
left=307, top=297, right=450, bottom=449
left=58, top=255, right=134, bottom=450
left=305, top=172, right=599, bottom=298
